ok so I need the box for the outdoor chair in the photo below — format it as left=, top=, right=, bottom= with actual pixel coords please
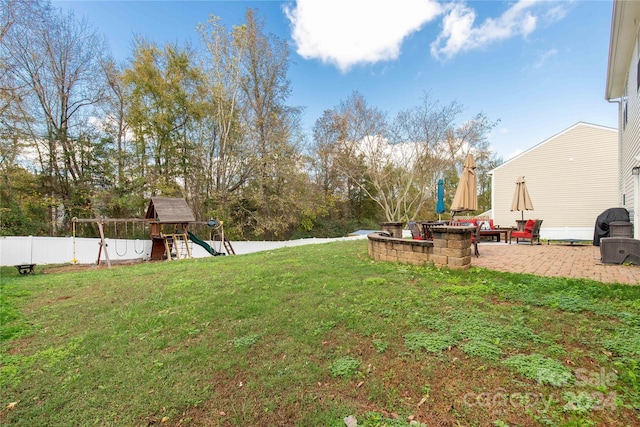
left=472, top=221, right=481, bottom=257
left=407, top=221, right=424, bottom=240
left=510, top=219, right=543, bottom=245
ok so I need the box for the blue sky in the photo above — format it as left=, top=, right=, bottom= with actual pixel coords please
left=54, top=0, right=617, bottom=160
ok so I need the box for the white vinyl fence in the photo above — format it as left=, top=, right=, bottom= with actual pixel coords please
left=0, top=235, right=368, bottom=267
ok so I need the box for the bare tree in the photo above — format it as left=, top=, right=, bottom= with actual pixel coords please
left=311, top=92, right=386, bottom=220
left=234, top=8, right=305, bottom=239
left=2, top=0, right=109, bottom=232
left=0, top=1, right=43, bottom=167
left=100, top=58, right=130, bottom=187
left=196, top=14, right=252, bottom=211
left=0, top=0, right=34, bottom=66
left=387, top=94, right=463, bottom=220
left=314, top=92, right=498, bottom=222
left=311, top=109, right=348, bottom=198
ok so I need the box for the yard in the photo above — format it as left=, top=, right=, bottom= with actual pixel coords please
left=1, top=240, right=639, bottom=426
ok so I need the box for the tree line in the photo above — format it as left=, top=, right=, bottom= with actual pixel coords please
left=0, top=0, right=501, bottom=240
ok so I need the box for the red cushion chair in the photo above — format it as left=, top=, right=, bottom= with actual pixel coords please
left=510, top=219, right=543, bottom=245
left=407, top=221, right=424, bottom=240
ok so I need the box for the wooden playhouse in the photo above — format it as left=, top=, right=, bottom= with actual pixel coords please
left=145, top=197, right=196, bottom=261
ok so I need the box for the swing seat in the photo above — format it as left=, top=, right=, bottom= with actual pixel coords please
left=133, top=239, right=145, bottom=255
left=114, top=238, right=128, bottom=257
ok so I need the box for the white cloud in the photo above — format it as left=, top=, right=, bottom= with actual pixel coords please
left=544, top=2, right=574, bottom=22
left=430, top=0, right=546, bottom=61
left=284, top=0, right=442, bottom=72
left=533, top=48, right=558, bottom=69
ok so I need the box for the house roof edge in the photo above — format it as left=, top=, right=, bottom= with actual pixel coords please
left=489, top=122, right=617, bottom=174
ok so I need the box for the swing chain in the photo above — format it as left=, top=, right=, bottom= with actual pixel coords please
left=114, top=222, right=128, bottom=257
left=134, top=221, right=145, bottom=254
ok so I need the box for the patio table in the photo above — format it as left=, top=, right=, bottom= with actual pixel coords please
left=491, top=228, right=515, bottom=244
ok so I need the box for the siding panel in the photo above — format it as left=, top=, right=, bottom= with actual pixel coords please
left=620, top=33, right=640, bottom=214
left=491, top=123, right=618, bottom=239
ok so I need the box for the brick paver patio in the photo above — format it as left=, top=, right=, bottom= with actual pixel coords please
left=472, top=241, right=640, bottom=285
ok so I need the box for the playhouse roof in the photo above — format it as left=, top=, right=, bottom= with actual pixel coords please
left=145, top=198, right=196, bottom=224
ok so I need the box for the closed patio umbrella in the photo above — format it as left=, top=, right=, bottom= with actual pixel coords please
left=435, top=178, right=445, bottom=220
left=511, top=176, right=534, bottom=220
left=450, top=154, right=477, bottom=217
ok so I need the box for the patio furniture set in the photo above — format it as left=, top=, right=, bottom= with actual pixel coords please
left=408, top=218, right=543, bottom=257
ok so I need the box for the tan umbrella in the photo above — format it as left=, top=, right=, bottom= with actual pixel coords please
left=450, top=154, right=477, bottom=216
left=511, top=176, right=534, bottom=220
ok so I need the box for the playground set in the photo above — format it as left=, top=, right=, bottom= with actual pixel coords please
left=70, top=197, right=233, bottom=268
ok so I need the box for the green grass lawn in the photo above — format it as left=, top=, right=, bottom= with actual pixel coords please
left=1, top=240, right=639, bottom=426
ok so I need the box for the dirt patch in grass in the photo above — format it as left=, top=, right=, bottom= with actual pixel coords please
left=184, top=369, right=309, bottom=426
left=180, top=347, right=566, bottom=426
left=40, top=259, right=144, bottom=274
left=490, top=296, right=516, bottom=306
left=4, top=336, right=33, bottom=355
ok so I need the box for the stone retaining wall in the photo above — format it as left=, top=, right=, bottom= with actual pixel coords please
left=431, top=226, right=473, bottom=269
left=379, top=221, right=405, bottom=239
left=367, top=226, right=473, bottom=269
left=367, top=232, right=433, bottom=265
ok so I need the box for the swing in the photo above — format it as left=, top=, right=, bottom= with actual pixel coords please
left=134, top=221, right=145, bottom=255
left=114, top=222, right=128, bottom=257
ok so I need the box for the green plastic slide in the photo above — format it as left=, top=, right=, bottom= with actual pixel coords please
left=187, top=231, right=225, bottom=256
